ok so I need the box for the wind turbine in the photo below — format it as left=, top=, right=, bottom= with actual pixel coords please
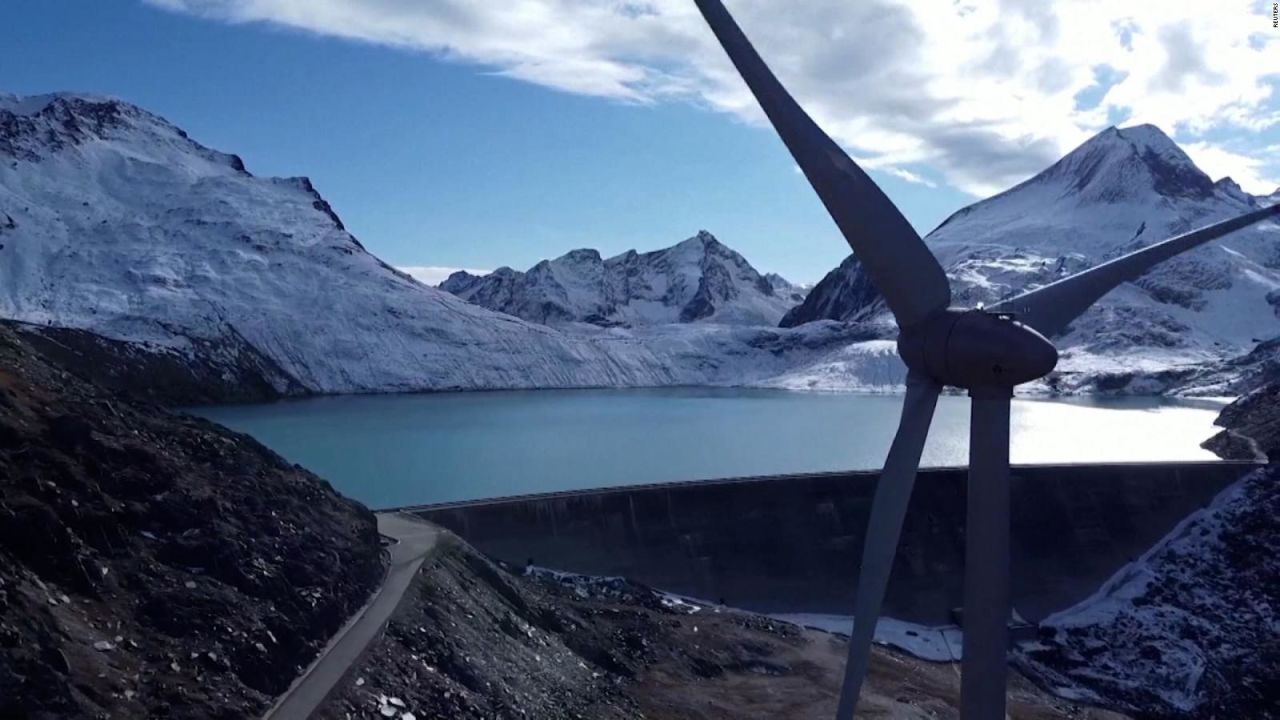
left=691, top=1, right=1280, bottom=717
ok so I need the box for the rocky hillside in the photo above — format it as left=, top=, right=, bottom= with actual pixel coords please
left=440, top=231, right=805, bottom=327
left=1202, top=382, right=1280, bottom=461
left=780, top=253, right=883, bottom=328
left=1017, top=465, right=1280, bottom=718
left=4, top=319, right=305, bottom=404
left=0, top=323, right=384, bottom=718
left=318, top=531, right=1125, bottom=720
left=783, top=125, right=1280, bottom=394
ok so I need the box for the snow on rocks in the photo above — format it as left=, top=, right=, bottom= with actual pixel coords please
left=440, top=231, right=805, bottom=327
left=1016, top=465, right=1280, bottom=717
left=785, top=124, right=1280, bottom=395
left=3, top=94, right=1273, bottom=398
left=0, top=93, right=864, bottom=396
left=769, top=613, right=964, bottom=662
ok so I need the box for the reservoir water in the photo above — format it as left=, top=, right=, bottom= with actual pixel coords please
left=189, top=388, right=1227, bottom=509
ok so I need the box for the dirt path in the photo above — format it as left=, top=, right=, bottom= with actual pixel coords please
left=263, top=514, right=439, bottom=720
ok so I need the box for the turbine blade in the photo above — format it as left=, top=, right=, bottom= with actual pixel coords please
left=991, top=204, right=1280, bottom=338
left=836, top=374, right=942, bottom=719
left=693, top=0, right=951, bottom=328
left=961, top=387, right=1013, bottom=719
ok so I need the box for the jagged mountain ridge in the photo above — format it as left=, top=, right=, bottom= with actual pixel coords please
left=0, top=92, right=672, bottom=394
left=439, top=231, right=806, bottom=327
left=782, top=124, right=1280, bottom=393
left=0, top=92, right=863, bottom=397
left=3, top=92, right=1273, bottom=397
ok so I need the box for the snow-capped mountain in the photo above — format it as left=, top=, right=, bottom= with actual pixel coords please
left=0, top=92, right=855, bottom=396
left=3, top=93, right=1272, bottom=398
left=440, top=231, right=805, bottom=327
left=784, top=125, right=1280, bottom=393
left=780, top=253, right=885, bottom=328
left=764, top=272, right=808, bottom=304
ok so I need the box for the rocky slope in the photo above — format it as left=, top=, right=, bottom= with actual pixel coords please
left=780, top=253, right=883, bottom=329
left=318, top=531, right=1125, bottom=720
left=0, top=323, right=384, bottom=718
left=783, top=125, right=1280, bottom=395
left=1016, top=465, right=1280, bottom=719
left=1202, top=381, right=1280, bottom=461
left=440, top=231, right=805, bottom=327
left=4, top=319, right=304, bottom=404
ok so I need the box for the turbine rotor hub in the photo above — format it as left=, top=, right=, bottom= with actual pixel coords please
left=898, top=308, right=1058, bottom=389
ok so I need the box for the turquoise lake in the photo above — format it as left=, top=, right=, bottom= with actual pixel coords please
left=189, top=388, right=1227, bottom=509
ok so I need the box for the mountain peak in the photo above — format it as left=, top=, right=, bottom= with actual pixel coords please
left=0, top=91, right=124, bottom=116
left=558, top=248, right=603, bottom=264
left=674, top=230, right=722, bottom=252
left=442, top=232, right=799, bottom=327
left=1113, top=123, right=1184, bottom=157
left=0, top=90, right=258, bottom=178
left=1031, top=122, right=1212, bottom=203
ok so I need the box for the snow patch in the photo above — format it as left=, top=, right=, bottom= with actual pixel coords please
left=769, top=613, right=964, bottom=662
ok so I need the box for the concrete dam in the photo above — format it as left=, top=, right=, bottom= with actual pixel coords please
left=402, top=461, right=1265, bottom=625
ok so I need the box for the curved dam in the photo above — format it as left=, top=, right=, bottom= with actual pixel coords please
left=401, top=461, right=1265, bottom=624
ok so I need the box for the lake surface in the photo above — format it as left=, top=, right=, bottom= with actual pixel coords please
left=189, top=388, right=1227, bottom=509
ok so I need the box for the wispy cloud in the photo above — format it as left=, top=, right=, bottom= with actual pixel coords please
left=144, top=0, right=1280, bottom=195
left=881, top=167, right=937, bottom=188
left=1182, top=142, right=1280, bottom=194
left=398, top=265, right=490, bottom=286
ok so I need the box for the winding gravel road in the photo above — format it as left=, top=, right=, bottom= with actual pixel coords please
left=263, top=513, right=440, bottom=720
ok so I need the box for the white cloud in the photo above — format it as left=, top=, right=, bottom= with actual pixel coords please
left=398, top=265, right=490, bottom=286
left=145, top=0, right=1279, bottom=198
left=1181, top=142, right=1279, bottom=195
left=880, top=167, right=937, bottom=188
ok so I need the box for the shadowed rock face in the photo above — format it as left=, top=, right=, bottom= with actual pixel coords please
left=1203, top=382, right=1280, bottom=461
left=4, top=320, right=303, bottom=405
left=0, top=325, right=383, bottom=719
left=780, top=253, right=884, bottom=327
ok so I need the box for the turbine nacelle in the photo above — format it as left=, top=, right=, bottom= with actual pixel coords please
left=898, top=309, right=1059, bottom=390
left=691, top=2, right=1278, bottom=717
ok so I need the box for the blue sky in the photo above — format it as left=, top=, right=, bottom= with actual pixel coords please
left=3, top=1, right=1277, bottom=284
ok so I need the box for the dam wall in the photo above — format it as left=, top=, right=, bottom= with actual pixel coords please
left=402, top=461, right=1265, bottom=624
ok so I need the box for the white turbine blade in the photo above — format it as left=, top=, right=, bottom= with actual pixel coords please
left=693, top=0, right=951, bottom=329
left=836, top=374, right=942, bottom=719
left=961, top=388, right=1013, bottom=719
left=991, top=204, right=1280, bottom=338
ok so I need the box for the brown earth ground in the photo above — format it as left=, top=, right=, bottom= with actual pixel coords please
left=320, top=532, right=1128, bottom=720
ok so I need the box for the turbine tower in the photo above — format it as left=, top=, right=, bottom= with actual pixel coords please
left=690, top=1, right=1280, bottom=717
